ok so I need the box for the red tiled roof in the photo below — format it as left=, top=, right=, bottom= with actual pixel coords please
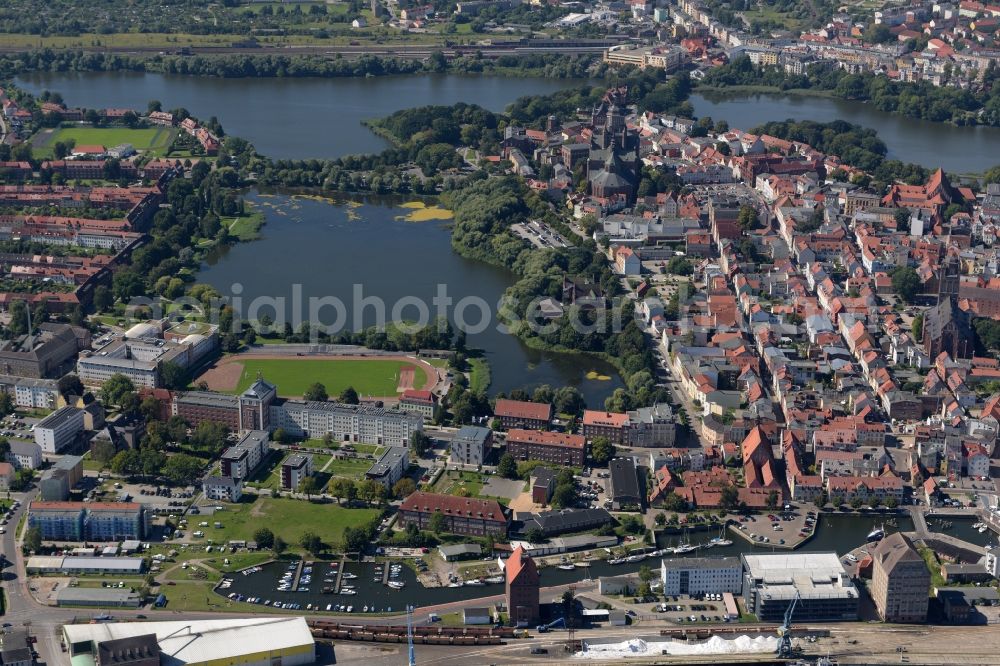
left=401, top=389, right=435, bottom=403
left=399, top=492, right=506, bottom=523
left=582, top=410, right=630, bottom=428
left=506, top=545, right=539, bottom=584
left=494, top=399, right=552, bottom=421
left=506, top=429, right=585, bottom=450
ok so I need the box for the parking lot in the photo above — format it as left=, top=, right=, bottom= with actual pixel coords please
left=732, top=507, right=816, bottom=548
left=648, top=593, right=735, bottom=624
left=511, top=220, right=569, bottom=249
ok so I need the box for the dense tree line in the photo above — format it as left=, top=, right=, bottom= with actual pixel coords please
left=508, top=70, right=693, bottom=128
left=702, top=56, right=1000, bottom=127
left=0, top=0, right=364, bottom=37
left=0, top=49, right=596, bottom=80
left=751, top=118, right=930, bottom=187
left=446, top=177, right=670, bottom=412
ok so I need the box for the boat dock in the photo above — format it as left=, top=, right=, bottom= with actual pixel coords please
left=978, top=510, right=1000, bottom=536
left=381, top=564, right=391, bottom=586
left=290, top=560, right=304, bottom=592
left=333, top=556, right=346, bottom=593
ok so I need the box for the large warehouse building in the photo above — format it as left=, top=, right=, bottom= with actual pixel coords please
left=62, top=617, right=316, bottom=666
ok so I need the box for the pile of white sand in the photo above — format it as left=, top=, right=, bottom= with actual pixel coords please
left=575, top=634, right=778, bottom=659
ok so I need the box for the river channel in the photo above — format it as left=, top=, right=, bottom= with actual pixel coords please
left=15, top=71, right=586, bottom=159
left=216, top=513, right=994, bottom=613
left=198, top=191, right=624, bottom=403
left=16, top=72, right=999, bottom=171
left=689, top=90, right=1000, bottom=174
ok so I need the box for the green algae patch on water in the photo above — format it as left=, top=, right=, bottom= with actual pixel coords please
left=586, top=370, right=612, bottom=381
left=396, top=201, right=454, bottom=222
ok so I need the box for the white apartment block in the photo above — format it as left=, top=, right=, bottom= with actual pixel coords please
left=270, top=401, right=423, bottom=447
left=34, top=406, right=86, bottom=454
left=365, top=446, right=409, bottom=489
left=220, top=430, right=269, bottom=480
left=660, top=557, right=742, bottom=596
left=15, top=379, right=60, bottom=409
left=8, top=440, right=42, bottom=470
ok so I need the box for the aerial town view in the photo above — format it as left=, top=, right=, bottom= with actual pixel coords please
left=2, top=0, right=1000, bottom=665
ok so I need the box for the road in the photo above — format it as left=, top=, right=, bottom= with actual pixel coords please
left=0, top=42, right=616, bottom=60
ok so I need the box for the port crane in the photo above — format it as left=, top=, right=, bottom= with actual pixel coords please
left=776, top=590, right=801, bottom=658
left=407, top=605, right=415, bottom=666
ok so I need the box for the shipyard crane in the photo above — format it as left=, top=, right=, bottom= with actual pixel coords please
left=776, top=590, right=801, bottom=658
left=407, top=605, right=415, bottom=666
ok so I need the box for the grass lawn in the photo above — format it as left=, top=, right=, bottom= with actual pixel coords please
left=224, top=211, right=266, bottom=241
left=199, top=496, right=380, bottom=550
left=230, top=358, right=427, bottom=397
left=81, top=452, right=106, bottom=472
left=434, top=470, right=484, bottom=497
left=153, top=581, right=242, bottom=613
left=33, top=126, right=177, bottom=158
left=164, top=564, right=222, bottom=583
left=468, top=357, right=491, bottom=395
left=322, top=456, right=371, bottom=481
left=244, top=450, right=285, bottom=490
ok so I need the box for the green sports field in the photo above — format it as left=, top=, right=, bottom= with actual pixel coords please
left=32, top=126, right=177, bottom=158
left=231, top=358, right=426, bottom=398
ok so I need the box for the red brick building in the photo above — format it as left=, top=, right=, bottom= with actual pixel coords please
left=505, top=429, right=586, bottom=467
left=582, top=409, right=630, bottom=444
left=506, top=545, right=540, bottom=626
left=398, top=492, right=508, bottom=537
left=493, top=399, right=552, bottom=430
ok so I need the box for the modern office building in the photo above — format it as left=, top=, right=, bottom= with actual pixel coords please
left=870, top=533, right=930, bottom=623
left=741, top=552, right=859, bottom=622
left=365, top=446, right=409, bottom=489
left=34, top=406, right=86, bottom=453
left=660, top=557, right=742, bottom=596
left=505, top=429, right=585, bottom=467
left=450, top=425, right=493, bottom=466
left=77, top=324, right=218, bottom=389
left=202, top=475, right=243, bottom=503
left=62, top=617, right=316, bottom=666
left=280, top=454, right=313, bottom=490
left=220, top=430, right=269, bottom=480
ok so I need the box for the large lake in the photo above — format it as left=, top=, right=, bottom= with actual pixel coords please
left=16, top=71, right=586, bottom=159
left=199, top=191, right=624, bottom=403
left=690, top=90, right=1000, bottom=174
left=17, top=71, right=1000, bottom=171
